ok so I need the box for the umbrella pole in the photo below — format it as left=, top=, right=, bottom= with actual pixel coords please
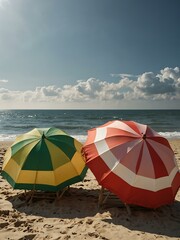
left=98, top=187, right=131, bottom=215
left=98, top=187, right=104, bottom=208
left=27, top=170, right=38, bottom=203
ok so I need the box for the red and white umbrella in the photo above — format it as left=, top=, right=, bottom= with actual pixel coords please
left=82, top=120, right=180, bottom=208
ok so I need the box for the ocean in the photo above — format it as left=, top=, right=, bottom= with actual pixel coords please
left=0, top=109, right=179, bottom=142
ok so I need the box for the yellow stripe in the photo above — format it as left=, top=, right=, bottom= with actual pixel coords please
left=13, top=134, right=37, bottom=144
left=17, top=170, right=55, bottom=185
left=2, top=158, right=22, bottom=182
left=2, top=148, right=12, bottom=168
left=74, top=139, right=83, bottom=151
left=13, top=128, right=41, bottom=144
left=44, top=139, right=70, bottom=169
left=26, top=128, right=42, bottom=137
left=3, top=159, right=83, bottom=186
left=71, top=152, right=86, bottom=175
left=53, top=161, right=80, bottom=185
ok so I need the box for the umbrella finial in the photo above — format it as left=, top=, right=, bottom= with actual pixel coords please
left=142, top=134, right=146, bottom=140
left=42, top=133, right=46, bottom=139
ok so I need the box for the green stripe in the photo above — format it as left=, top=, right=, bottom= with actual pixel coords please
left=1, top=166, right=88, bottom=191
left=48, top=135, right=76, bottom=159
left=1, top=171, right=16, bottom=188
left=22, top=139, right=53, bottom=171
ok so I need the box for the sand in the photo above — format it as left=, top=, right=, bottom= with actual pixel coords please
left=0, top=140, right=180, bottom=240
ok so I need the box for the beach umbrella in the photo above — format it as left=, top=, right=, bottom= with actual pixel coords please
left=1, top=128, right=87, bottom=191
left=82, top=120, right=180, bottom=208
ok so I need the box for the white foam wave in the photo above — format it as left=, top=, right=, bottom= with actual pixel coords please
left=158, top=132, right=180, bottom=139
left=0, top=132, right=179, bottom=143
left=72, top=135, right=87, bottom=143
left=0, top=134, right=17, bottom=141
left=0, top=134, right=88, bottom=143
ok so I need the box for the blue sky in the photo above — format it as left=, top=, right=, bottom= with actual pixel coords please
left=0, top=0, right=179, bottom=109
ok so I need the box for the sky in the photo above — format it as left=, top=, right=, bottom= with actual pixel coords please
left=0, top=0, right=180, bottom=109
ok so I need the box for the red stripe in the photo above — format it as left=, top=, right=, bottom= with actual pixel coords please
left=146, top=141, right=169, bottom=178
left=123, top=121, right=143, bottom=135
left=135, top=142, right=144, bottom=174
left=106, top=128, right=139, bottom=138
left=147, top=135, right=172, bottom=150
left=84, top=129, right=96, bottom=145
left=86, top=152, right=111, bottom=183
left=146, top=126, right=159, bottom=137
left=106, top=135, right=137, bottom=150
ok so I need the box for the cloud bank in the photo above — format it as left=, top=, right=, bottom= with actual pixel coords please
left=0, top=67, right=179, bottom=108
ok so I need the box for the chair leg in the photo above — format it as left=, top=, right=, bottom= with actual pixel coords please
left=125, top=203, right=131, bottom=215
left=56, top=187, right=68, bottom=200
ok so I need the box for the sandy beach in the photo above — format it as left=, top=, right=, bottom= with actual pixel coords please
left=0, top=140, right=180, bottom=240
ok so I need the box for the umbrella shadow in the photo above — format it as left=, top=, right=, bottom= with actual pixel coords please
left=6, top=186, right=180, bottom=237
left=101, top=199, right=180, bottom=238
left=7, top=186, right=101, bottom=218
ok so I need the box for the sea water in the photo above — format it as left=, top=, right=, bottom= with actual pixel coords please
left=0, top=109, right=179, bottom=142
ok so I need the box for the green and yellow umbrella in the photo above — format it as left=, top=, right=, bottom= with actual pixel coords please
left=1, top=128, right=87, bottom=191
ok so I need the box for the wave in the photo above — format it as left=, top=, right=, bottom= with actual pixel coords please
left=0, top=134, right=17, bottom=141
left=158, top=132, right=180, bottom=139
left=0, top=132, right=179, bottom=143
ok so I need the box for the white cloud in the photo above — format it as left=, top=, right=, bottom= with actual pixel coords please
left=0, top=88, right=9, bottom=93
left=0, top=67, right=179, bottom=108
left=135, top=67, right=180, bottom=100
left=111, top=73, right=139, bottom=78
left=0, top=79, right=8, bottom=83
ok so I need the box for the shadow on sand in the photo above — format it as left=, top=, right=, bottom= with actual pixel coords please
left=102, top=200, right=180, bottom=238
left=7, top=187, right=180, bottom=238
left=7, top=187, right=101, bottom=218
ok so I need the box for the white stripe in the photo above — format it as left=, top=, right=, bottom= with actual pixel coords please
left=95, top=139, right=118, bottom=169
left=95, top=128, right=107, bottom=142
left=132, top=167, right=178, bottom=191
left=107, top=121, right=139, bottom=135
left=95, top=121, right=140, bottom=141
left=95, top=141, right=179, bottom=192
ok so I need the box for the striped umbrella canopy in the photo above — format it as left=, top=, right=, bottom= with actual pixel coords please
left=82, top=120, right=180, bottom=208
left=2, top=128, right=87, bottom=191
